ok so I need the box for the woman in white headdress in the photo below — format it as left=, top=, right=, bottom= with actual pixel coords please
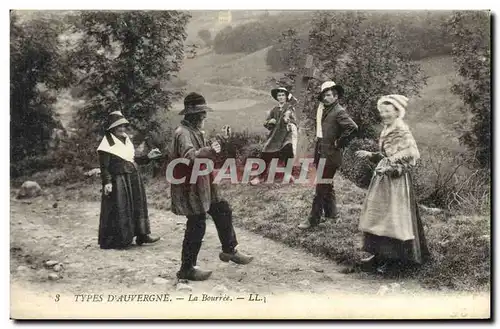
left=355, top=95, right=430, bottom=273
left=97, top=111, right=162, bottom=249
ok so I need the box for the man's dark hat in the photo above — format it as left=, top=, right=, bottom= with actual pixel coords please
left=179, top=92, right=212, bottom=115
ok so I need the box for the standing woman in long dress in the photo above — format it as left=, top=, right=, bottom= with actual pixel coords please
left=97, top=111, right=162, bottom=249
left=355, top=95, right=430, bottom=273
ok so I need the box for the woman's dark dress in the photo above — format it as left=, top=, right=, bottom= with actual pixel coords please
left=98, top=136, right=153, bottom=249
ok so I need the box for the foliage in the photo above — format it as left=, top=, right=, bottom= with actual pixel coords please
left=265, top=29, right=308, bottom=72
left=447, top=11, right=491, bottom=168
left=302, top=12, right=427, bottom=139
left=197, top=29, right=212, bottom=47
left=71, top=11, right=190, bottom=141
left=266, top=11, right=454, bottom=73
left=10, top=12, right=75, bottom=166
left=367, top=11, right=454, bottom=60
left=211, top=129, right=266, bottom=167
left=413, top=147, right=490, bottom=214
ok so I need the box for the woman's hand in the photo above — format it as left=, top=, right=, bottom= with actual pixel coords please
left=104, top=183, right=112, bottom=196
left=355, top=150, right=372, bottom=159
left=147, top=148, right=162, bottom=159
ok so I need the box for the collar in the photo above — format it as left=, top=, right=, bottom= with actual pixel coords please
left=96, top=132, right=135, bottom=162
left=181, top=120, right=206, bottom=146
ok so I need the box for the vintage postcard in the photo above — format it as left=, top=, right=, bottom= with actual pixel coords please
left=9, top=8, right=491, bottom=320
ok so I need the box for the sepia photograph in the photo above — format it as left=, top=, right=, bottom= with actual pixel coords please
left=8, top=6, right=491, bottom=320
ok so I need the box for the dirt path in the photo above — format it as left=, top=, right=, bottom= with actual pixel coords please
left=9, top=197, right=489, bottom=319
left=10, top=198, right=385, bottom=295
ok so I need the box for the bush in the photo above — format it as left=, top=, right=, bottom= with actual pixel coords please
left=53, top=130, right=100, bottom=170
left=413, top=147, right=490, bottom=215
left=213, top=129, right=266, bottom=166
left=448, top=11, right=491, bottom=168
left=340, top=138, right=379, bottom=189
left=265, top=30, right=309, bottom=72
left=340, top=141, right=490, bottom=216
left=240, top=143, right=264, bottom=163
left=10, top=154, right=61, bottom=178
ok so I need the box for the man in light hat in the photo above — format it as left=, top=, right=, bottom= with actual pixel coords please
left=298, top=81, right=358, bottom=229
left=170, top=92, right=253, bottom=281
left=251, top=86, right=298, bottom=185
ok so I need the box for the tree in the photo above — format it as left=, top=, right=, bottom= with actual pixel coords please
left=448, top=11, right=491, bottom=168
left=197, top=29, right=212, bottom=48
left=279, top=12, right=427, bottom=140
left=10, top=11, right=75, bottom=164
left=266, top=29, right=307, bottom=72
left=71, top=11, right=190, bottom=141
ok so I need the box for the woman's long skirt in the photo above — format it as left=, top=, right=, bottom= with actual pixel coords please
left=359, top=172, right=430, bottom=264
left=98, top=171, right=151, bottom=249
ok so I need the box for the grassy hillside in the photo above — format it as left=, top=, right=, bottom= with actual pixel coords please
left=178, top=48, right=464, bottom=151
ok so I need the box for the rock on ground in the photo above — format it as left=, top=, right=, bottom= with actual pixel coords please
left=48, top=273, right=60, bottom=281
left=176, top=283, right=192, bottom=292
left=17, top=181, right=42, bottom=199
left=45, top=260, right=59, bottom=268
left=153, top=277, right=169, bottom=285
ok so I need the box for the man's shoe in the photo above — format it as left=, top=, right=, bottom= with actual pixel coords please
left=176, top=268, right=212, bottom=281
left=322, top=214, right=341, bottom=224
left=219, top=250, right=253, bottom=265
left=298, top=218, right=317, bottom=229
left=136, top=235, right=160, bottom=246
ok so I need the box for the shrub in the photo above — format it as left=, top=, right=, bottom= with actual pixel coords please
left=414, top=147, right=490, bottom=215
left=448, top=11, right=491, bottom=168
left=204, top=129, right=266, bottom=169
left=10, top=154, right=61, bottom=178
left=10, top=12, right=75, bottom=166
left=265, top=30, right=309, bottom=72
